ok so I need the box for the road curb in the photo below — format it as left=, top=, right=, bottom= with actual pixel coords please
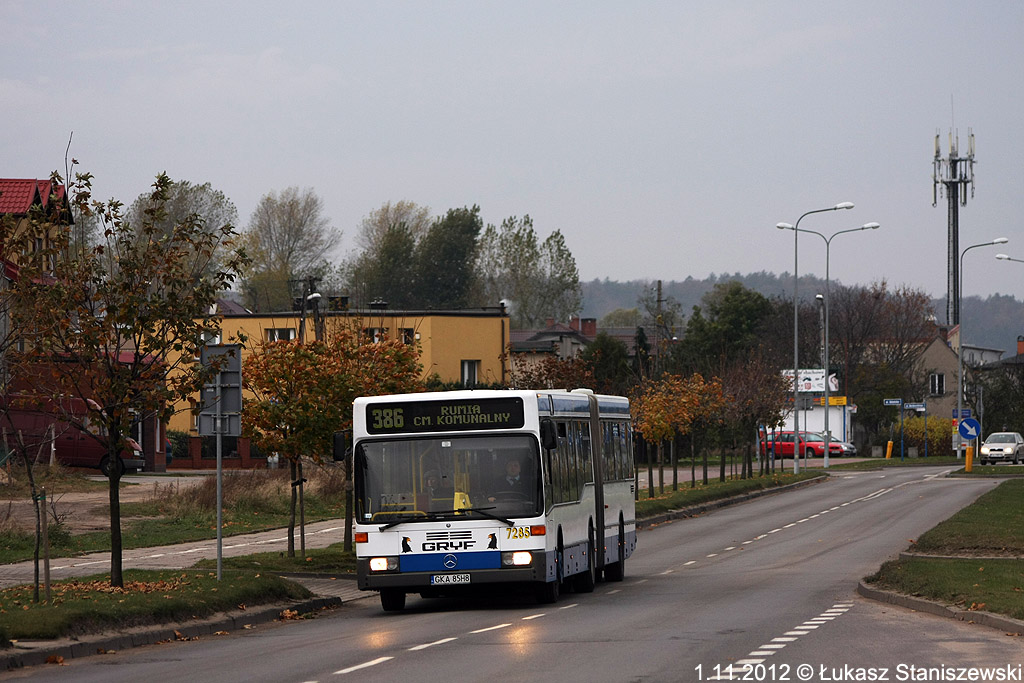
left=856, top=581, right=1024, bottom=635
left=636, top=475, right=828, bottom=529
left=899, top=551, right=1024, bottom=561
left=0, top=595, right=341, bottom=671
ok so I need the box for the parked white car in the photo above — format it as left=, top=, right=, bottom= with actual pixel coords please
left=978, top=432, right=1024, bottom=465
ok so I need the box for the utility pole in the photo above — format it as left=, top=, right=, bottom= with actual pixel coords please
left=933, top=129, right=976, bottom=326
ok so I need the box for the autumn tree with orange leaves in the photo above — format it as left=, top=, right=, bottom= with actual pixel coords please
left=243, top=325, right=421, bottom=555
left=8, top=171, right=248, bottom=589
left=507, top=352, right=595, bottom=391
left=633, top=373, right=725, bottom=494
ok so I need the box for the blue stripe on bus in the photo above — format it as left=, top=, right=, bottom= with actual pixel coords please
left=399, top=551, right=501, bottom=572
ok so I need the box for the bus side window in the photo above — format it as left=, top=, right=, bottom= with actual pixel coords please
left=603, top=421, right=615, bottom=482
left=578, top=420, right=593, bottom=483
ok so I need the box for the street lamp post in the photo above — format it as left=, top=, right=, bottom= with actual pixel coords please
left=777, top=221, right=880, bottom=468
left=776, top=202, right=854, bottom=474
left=957, top=238, right=1009, bottom=456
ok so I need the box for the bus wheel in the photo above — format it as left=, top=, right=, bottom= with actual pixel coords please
left=536, top=575, right=560, bottom=604
left=604, top=520, right=626, bottom=582
left=573, top=524, right=596, bottom=593
left=536, top=538, right=564, bottom=604
left=380, top=589, right=406, bottom=612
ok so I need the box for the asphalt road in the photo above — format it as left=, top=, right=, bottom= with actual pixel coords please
left=5, top=466, right=1022, bottom=683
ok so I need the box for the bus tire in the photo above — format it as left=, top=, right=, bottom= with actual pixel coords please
left=604, top=519, right=626, bottom=582
left=573, top=523, right=597, bottom=593
left=380, top=589, right=406, bottom=612
left=536, top=535, right=564, bottom=604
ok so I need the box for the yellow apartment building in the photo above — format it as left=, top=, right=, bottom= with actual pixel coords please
left=169, top=304, right=510, bottom=467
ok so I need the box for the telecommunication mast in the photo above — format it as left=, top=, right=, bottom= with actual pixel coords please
left=933, top=129, right=976, bottom=326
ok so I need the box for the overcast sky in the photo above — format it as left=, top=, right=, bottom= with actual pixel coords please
left=4, top=2, right=1023, bottom=304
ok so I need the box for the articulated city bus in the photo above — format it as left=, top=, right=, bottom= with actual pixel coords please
left=352, top=389, right=636, bottom=611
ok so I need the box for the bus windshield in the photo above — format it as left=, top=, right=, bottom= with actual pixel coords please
left=356, top=434, right=542, bottom=524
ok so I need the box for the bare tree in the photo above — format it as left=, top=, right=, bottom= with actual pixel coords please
left=241, top=187, right=340, bottom=311
left=355, top=200, right=431, bottom=254
left=125, top=179, right=238, bottom=276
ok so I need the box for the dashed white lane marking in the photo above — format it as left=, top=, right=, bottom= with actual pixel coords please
left=408, top=637, right=457, bottom=651
left=470, top=623, right=510, bottom=634
left=709, top=604, right=853, bottom=680
left=684, top=560, right=697, bottom=566
left=605, top=589, right=621, bottom=595
left=559, top=603, right=578, bottom=610
left=522, top=613, right=546, bottom=620
left=334, top=656, right=393, bottom=674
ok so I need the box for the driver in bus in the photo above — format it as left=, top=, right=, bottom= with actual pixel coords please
left=488, top=457, right=528, bottom=501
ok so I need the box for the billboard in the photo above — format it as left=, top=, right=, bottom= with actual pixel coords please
left=782, top=369, right=838, bottom=393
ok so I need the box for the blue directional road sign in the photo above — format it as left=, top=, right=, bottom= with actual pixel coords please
left=958, top=417, right=982, bottom=440
left=904, top=402, right=926, bottom=411
left=883, top=398, right=902, bottom=406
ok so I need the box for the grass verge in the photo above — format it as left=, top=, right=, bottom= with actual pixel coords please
left=194, top=544, right=357, bottom=574
left=912, top=479, right=1024, bottom=555
left=865, top=478, right=1024, bottom=622
left=0, top=569, right=311, bottom=642
left=866, top=557, right=1024, bottom=621
left=823, top=456, right=964, bottom=470
left=634, top=471, right=822, bottom=519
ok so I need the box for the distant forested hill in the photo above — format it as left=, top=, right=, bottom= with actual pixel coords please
left=581, top=275, right=1024, bottom=358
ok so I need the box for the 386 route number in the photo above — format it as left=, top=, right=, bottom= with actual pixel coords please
left=370, top=408, right=404, bottom=431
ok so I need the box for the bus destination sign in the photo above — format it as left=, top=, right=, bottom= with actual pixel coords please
left=366, top=397, right=526, bottom=434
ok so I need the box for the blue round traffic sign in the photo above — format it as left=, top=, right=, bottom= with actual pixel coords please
left=958, top=417, right=981, bottom=440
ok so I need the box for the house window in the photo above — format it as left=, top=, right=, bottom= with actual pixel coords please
left=266, top=328, right=295, bottom=342
left=365, top=328, right=384, bottom=344
left=400, top=328, right=415, bottom=344
left=929, top=373, right=945, bottom=396
left=461, top=360, right=480, bottom=386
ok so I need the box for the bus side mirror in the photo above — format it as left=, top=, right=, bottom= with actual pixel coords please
left=540, top=419, right=558, bottom=451
left=333, top=431, right=349, bottom=462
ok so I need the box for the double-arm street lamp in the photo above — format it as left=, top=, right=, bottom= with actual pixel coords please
left=777, top=221, right=880, bottom=468
left=957, top=238, right=1009, bottom=455
left=776, top=202, right=854, bottom=473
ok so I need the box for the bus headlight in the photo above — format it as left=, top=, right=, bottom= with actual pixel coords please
left=369, top=557, right=398, bottom=572
left=501, top=551, right=533, bottom=567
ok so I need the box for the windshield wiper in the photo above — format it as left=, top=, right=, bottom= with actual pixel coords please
left=379, top=506, right=514, bottom=530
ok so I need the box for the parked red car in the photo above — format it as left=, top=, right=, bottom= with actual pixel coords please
left=760, top=431, right=857, bottom=459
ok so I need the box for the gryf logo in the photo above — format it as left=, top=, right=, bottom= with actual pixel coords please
left=401, top=537, right=412, bottom=553
left=422, top=540, right=475, bottom=551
